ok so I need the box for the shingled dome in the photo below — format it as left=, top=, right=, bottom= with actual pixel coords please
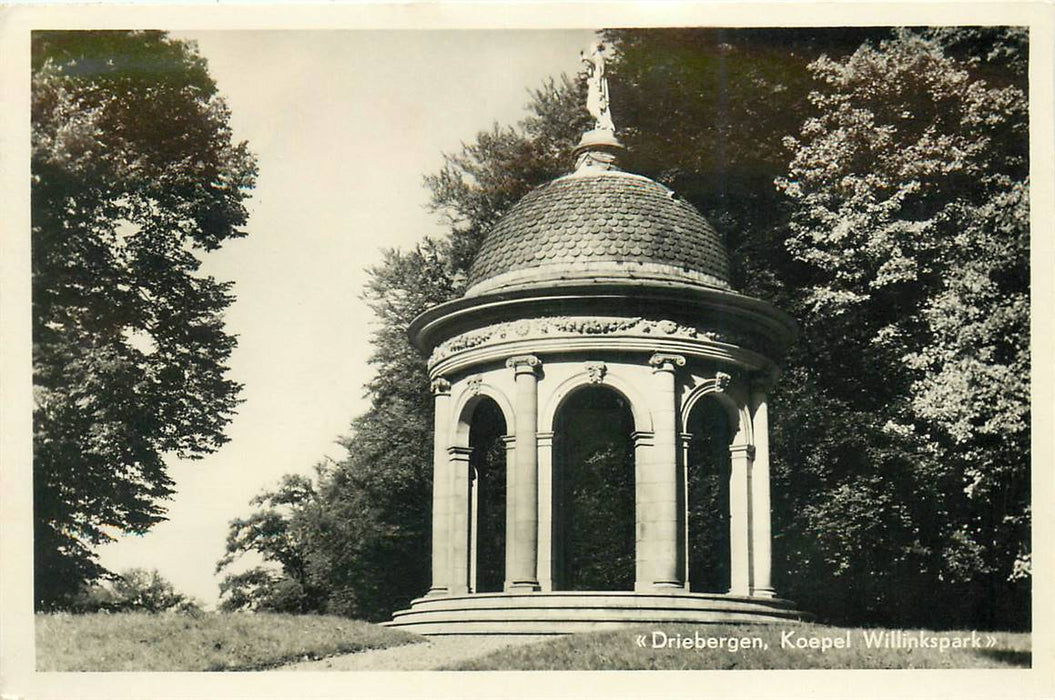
left=464, top=170, right=731, bottom=296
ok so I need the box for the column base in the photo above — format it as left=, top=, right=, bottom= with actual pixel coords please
left=750, top=587, right=777, bottom=598
left=426, top=587, right=450, bottom=597
left=635, top=581, right=683, bottom=592
left=508, top=581, right=540, bottom=592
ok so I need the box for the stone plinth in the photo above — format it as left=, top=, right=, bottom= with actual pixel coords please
left=386, top=591, right=808, bottom=636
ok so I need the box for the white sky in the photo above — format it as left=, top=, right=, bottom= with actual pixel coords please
left=95, top=29, right=597, bottom=606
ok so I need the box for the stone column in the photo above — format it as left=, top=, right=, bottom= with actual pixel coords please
left=502, top=434, right=516, bottom=591
left=644, top=352, right=685, bottom=589
left=750, top=388, right=776, bottom=598
left=427, top=378, right=452, bottom=596
left=632, top=430, right=654, bottom=589
left=469, top=462, right=479, bottom=592
left=679, top=432, right=692, bottom=590
left=535, top=431, right=555, bottom=592
left=728, top=443, right=754, bottom=596
left=447, top=445, right=473, bottom=595
left=506, top=354, right=541, bottom=591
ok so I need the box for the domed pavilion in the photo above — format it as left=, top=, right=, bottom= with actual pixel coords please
left=387, top=43, right=805, bottom=635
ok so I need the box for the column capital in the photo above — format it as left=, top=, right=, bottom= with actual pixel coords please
left=506, top=354, right=542, bottom=375
left=430, top=377, right=452, bottom=396
left=714, top=370, right=733, bottom=393
left=649, top=352, right=686, bottom=372
left=750, top=367, right=779, bottom=393
left=748, top=380, right=771, bottom=413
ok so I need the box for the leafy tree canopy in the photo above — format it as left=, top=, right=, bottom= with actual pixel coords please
left=216, top=473, right=327, bottom=614
left=773, top=29, right=1028, bottom=626
left=32, top=31, right=257, bottom=609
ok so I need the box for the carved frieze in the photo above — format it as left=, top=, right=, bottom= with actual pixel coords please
left=429, top=316, right=752, bottom=366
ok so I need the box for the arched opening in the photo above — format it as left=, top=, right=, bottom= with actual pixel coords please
left=686, top=396, right=733, bottom=593
left=553, top=385, right=635, bottom=591
left=468, top=397, right=507, bottom=593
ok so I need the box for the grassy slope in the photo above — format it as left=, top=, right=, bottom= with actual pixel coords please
left=35, top=611, right=421, bottom=672
left=445, top=623, right=1032, bottom=671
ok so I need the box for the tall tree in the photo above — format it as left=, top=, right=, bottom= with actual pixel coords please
left=603, top=28, right=887, bottom=296
left=216, top=473, right=325, bottom=613
left=32, top=31, right=257, bottom=608
left=308, top=240, right=462, bottom=619
left=773, top=29, right=1029, bottom=626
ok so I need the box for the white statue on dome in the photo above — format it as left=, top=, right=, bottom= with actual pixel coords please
left=581, top=41, right=616, bottom=133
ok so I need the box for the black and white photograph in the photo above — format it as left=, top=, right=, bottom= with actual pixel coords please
left=1, top=3, right=1051, bottom=699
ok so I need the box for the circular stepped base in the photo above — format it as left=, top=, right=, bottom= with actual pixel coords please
left=384, top=591, right=809, bottom=636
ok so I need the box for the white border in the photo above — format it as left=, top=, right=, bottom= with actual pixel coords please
left=1, top=3, right=1052, bottom=699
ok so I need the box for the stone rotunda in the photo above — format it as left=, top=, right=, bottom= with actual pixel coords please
left=387, top=43, right=806, bottom=635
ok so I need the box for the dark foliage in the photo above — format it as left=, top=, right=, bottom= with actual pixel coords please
left=555, top=388, right=636, bottom=591
left=471, top=400, right=508, bottom=593
left=686, top=398, right=732, bottom=594
left=32, top=31, right=257, bottom=608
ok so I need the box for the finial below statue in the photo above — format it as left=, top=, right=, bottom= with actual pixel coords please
left=581, top=41, right=616, bottom=132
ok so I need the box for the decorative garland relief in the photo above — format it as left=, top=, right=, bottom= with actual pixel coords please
left=429, top=316, right=750, bottom=366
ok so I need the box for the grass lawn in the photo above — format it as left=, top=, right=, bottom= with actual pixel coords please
left=35, top=611, right=421, bottom=672
left=444, top=623, right=1031, bottom=671
left=35, top=615, right=1031, bottom=672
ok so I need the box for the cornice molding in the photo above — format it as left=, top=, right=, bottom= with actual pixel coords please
left=430, top=315, right=752, bottom=367
left=430, top=334, right=772, bottom=379
left=407, top=283, right=798, bottom=360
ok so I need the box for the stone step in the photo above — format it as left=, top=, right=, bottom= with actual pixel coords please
left=385, top=592, right=808, bottom=635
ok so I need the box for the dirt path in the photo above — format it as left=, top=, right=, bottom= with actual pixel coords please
left=276, top=635, right=552, bottom=671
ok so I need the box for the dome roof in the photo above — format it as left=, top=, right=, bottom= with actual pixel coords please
left=465, top=170, right=731, bottom=296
